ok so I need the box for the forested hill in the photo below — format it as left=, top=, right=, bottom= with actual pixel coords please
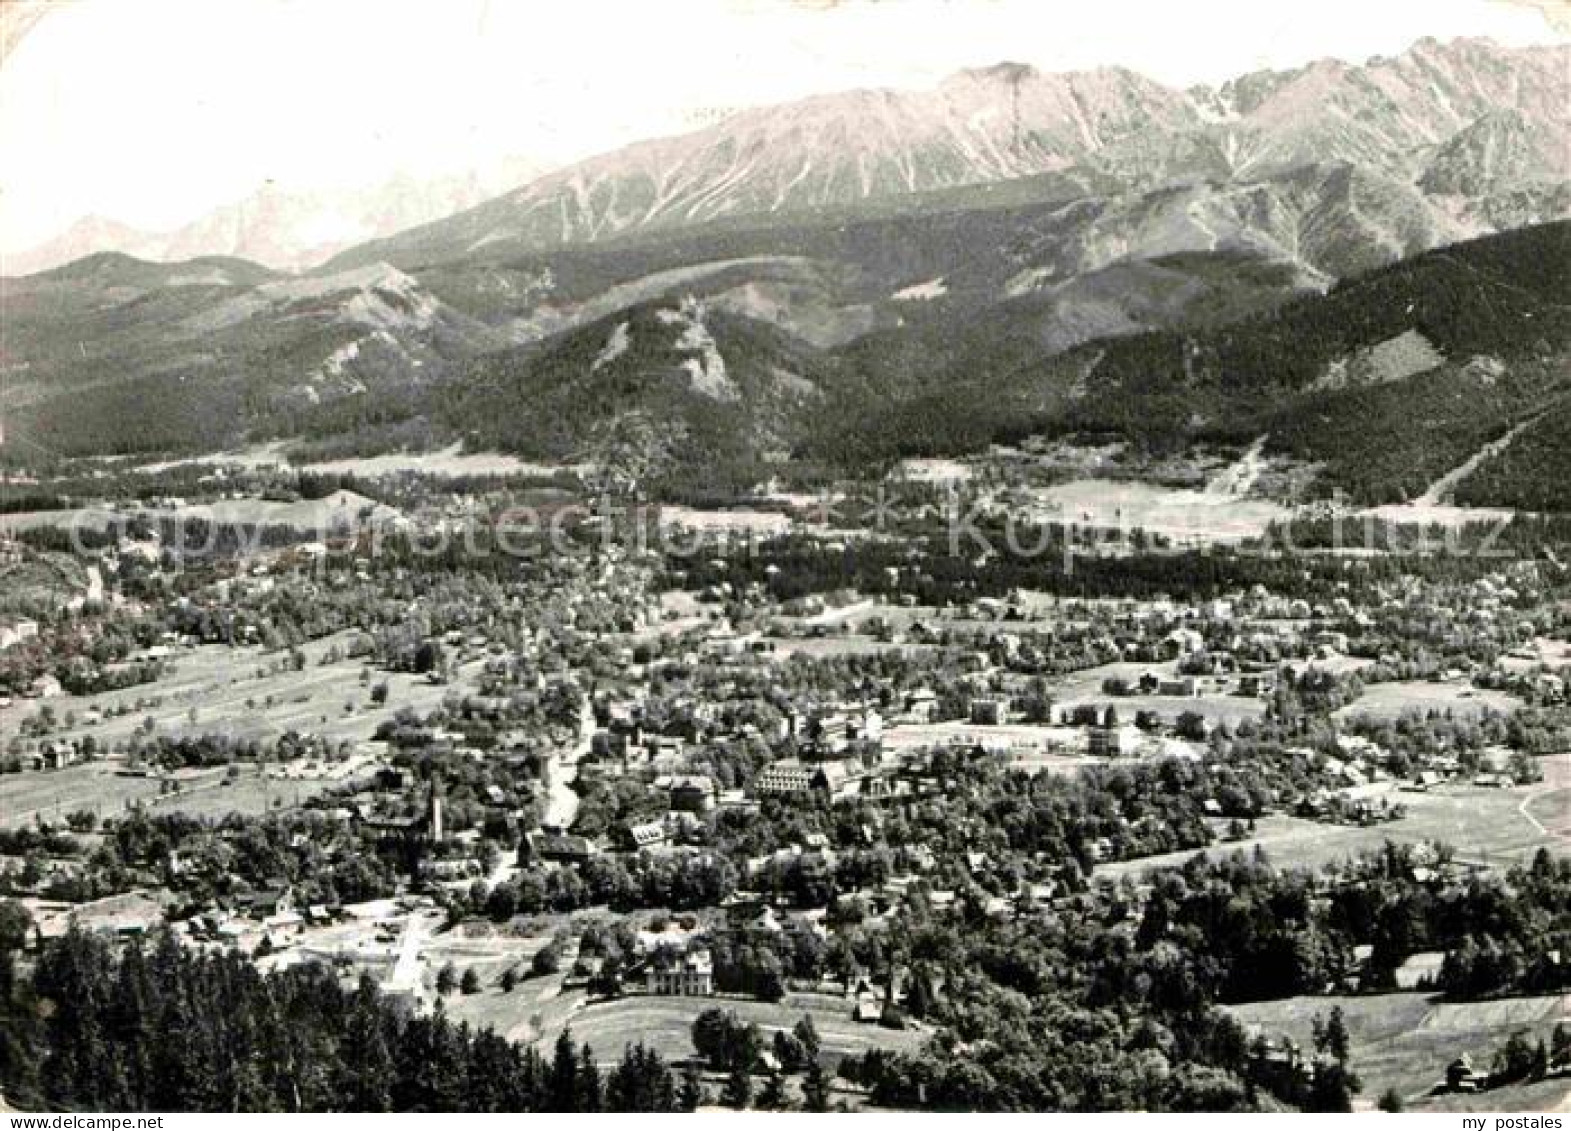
left=1046, top=221, right=1571, bottom=503
left=3, top=216, right=1566, bottom=507
left=806, top=221, right=1570, bottom=505
left=1071, top=219, right=1569, bottom=402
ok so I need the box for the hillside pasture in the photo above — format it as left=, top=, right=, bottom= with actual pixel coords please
left=1050, top=660, right=1268, bottom=727
left=0, top=762, right=166, bottom=829
left=0, top=632, right=466, bottom=749
left=1098, top=761, right=1569, bottom=879
left=147, top=769, right=339, bottom=821
left=534, top=989, right=927, bottom=1066
left=1336, top=681, right=1522, bottom=722
left=1229, top=991, right=1570, bottom=1110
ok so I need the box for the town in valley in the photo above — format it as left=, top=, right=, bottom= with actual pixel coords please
left=0, top=2, right=1568, bottom=1116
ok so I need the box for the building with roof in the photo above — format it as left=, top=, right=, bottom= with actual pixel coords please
left=644, top=946, right=713, bottom=997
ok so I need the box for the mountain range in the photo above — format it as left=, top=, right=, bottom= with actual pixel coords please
left=332, top=36, right=1568, bottom=271
left=2, top=158, right=547, bottom=277
left=1, top=35, right=1567, bottom=508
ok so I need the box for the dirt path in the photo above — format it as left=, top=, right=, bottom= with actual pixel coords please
left=544, top=698, right=594, bottom=830
left=1201, top=435, right=1269, bottom=500
left=1414, top=417, right=1538, bottom=506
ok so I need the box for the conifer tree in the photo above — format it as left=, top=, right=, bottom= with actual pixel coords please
left=721, top=1064, right=752, bottom=1109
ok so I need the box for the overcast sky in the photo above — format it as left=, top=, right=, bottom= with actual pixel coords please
left=1, top=0, right=1564, bottom=253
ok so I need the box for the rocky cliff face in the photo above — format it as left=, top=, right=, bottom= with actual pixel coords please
left=330, top=37, right=1568, bottom=270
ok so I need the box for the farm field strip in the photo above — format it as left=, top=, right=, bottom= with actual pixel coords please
left=531, top=990, right=927, bottom=1065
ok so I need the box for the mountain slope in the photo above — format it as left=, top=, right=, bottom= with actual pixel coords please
left=329, top=65, right=1194, bottom=271
left=1198, top=38, right=1568, bottom=181
left=420, top=222, right=1570, bottom=502
left=1419, top=108, right=1570, bottom=196
left=329, top=37, right=1568, bottom=273
left=1027, top=221, right=1571, bottom=504
left=436, top=296, right=831, bottom=492
left=391, top=159, right=1459, bottom=357
left=3, top=160, right=548, bottom=276
left=0, top=255, right=502, bottom=457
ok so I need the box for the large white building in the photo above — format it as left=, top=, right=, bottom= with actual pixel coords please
left=644, top=946, right=713, bottom=997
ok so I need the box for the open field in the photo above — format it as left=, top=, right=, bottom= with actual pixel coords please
left=1524, top=776, right=1571, bottom=844
left=1050, top=661, right=1177, bottom=700
left=772, top=636, right=935, bottom=660
left=442, top=958, right=573, bottom=1044
left=0, top=632, right=485, bottom=827
left=0, top=507, right=124, bottom=535
left=0, top=762, right=167, bottom=827
left=533, top=990, right=928, bottom=1066
left=0, top=489, right=403, bottom=537
left=658, top=506, right=792, bottom=535
left=1026, top=477, right=1290, bottom=545
left=1050, top=660, right=1268, bottom=726
left=1396, top=768, right=1571, bottom=866
left=1065, top=692, right=1264, bottom=728
left=883, top=720, right=1085, bottom=754
left=1361, top=502, right=1519, bottom=529
left=1284, top=654, right=1377, bottom=677
left=148, top=770, right=339, bottom=821
left=882, top=720, right=1206, bottom=777
left=0, top=760, right=344, bottom=829
left=891, top=458, right=973, bottom=484
left=1095, top=815, right=1401, bottom=879
left=439, top=925, right=927, bottom=1067
left=1336, top=681, right=1523, bottom=721
left=0, top=632, right=470, bottom=749
left=430, top=932, right=571, bottom=1040
left=1229, top=992, right=1570, bottom=1111
left=131, top=442, right=579, bottom=479
left=1415, top=1077, right=1571, bottom=1113
left=1503, top=638, right=1571, bottom=673
left=1098, top=756, right=1569, bottom=879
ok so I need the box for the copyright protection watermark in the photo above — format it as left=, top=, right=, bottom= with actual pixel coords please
left=31, top=485, right=1522, bottom=573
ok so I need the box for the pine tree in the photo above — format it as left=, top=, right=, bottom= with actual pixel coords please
left=578, top=1042, right=602, bottom=1111
left=1324, top=1007, right=1350, bottom=1065
left=336, top=977, right=394, bottom=1111
left=793, top=1014, right=822, bottom=1063
left=1552, top=1023, right=1571, bottom=1065
left=907, top=967, right=934, bottom=1019
left=548, top=1029, right=579, bottom=1110
left=803, top=1060, right=830, bottom=1112
left=721, top=1064, right=752, bottom=1109
left=606, top=1043, right=677, bottom=1112
left=758, top=1067, right=787, bottom=1110
left=772, top=1029, right=805, bottom=1073
left=678, top=1065, right=704, bottom=1111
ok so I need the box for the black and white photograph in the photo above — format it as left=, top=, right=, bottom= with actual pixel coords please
left=0, top=0, right=1567, bottom=1117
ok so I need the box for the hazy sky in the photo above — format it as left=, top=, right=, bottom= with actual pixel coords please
left=1, top=0, right=1564, bottom=252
